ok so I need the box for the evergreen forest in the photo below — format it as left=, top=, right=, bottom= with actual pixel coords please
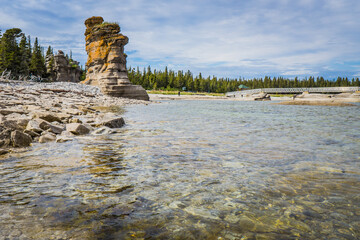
left=0, top=28, right=78, bottom=79
left=128, top=66, right=360, bottom=93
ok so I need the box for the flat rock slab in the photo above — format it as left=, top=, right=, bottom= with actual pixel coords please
left=32, top=111, right=62, bottom=123
left=0, top=109, right=28, bottom=116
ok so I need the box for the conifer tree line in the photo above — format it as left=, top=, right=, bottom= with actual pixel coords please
left=128, top=66, right=360, bottom=93
left=0, top=28, right=79, bottom=79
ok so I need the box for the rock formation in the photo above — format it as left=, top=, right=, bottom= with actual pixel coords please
left=46, top=50, right=81, bottom=82
left=84, top=16, right=149, bottom=101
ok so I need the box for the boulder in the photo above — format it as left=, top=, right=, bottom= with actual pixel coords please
left=66, top=123, right=90, bottom=135
left=10, top=130, right=32, bottom=147
left=32, top=111, right=62, bottom=123
left=39, top=120, right=64, bottom=134
left=26, top=120, right=43, bottom=133
left=99, top=117, right=125, bottom=128
left=0, top=119, right=23, bottom=131
left=39, top=133, right=57, bottom=143
left=55, top=112, right=73, bottom=121
left=48, top=124, right=65, bottom=134
left=60, top=130, right=76, bottom=137
left=24, top=129, right=40, bottom=138
left=2, top=113, right=30, bottom=129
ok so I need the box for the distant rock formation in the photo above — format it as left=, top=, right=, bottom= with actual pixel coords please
left=83, top=16, right=149, bottom=101
left=46, top=50, right=81, bottom=82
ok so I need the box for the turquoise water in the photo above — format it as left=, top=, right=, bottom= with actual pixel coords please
left=0, top=100, right=359, bottom=239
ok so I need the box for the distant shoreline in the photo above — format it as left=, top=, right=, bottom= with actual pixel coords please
left=149, top=93, right=360, bottom=106
left=149, top=93, right=228, bottom=101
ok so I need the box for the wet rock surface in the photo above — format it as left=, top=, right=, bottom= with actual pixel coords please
left=0, top=80, right=148, bottom=153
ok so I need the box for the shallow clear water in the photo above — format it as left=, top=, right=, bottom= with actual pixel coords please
left=0, top=100, right=359, bottom=239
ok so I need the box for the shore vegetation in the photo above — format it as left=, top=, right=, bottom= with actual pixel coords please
left=0, top=27, right=80, bottom=79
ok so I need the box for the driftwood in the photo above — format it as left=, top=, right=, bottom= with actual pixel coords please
left=0, top=70, right=46, bottom=82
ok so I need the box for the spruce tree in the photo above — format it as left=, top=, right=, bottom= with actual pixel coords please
left=29, top=37, right=46, bottom=77
left=18, top=34, right=30, bottom=76
left=45, top=45, right=54, bottom=79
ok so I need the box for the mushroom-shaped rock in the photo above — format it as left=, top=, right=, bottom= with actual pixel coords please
left=83, top=16, right=149, bottom=101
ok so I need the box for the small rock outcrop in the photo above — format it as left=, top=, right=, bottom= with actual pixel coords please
left=46, top=50, right=81, bottom=82
left=84, top=16, right=149, bottom=101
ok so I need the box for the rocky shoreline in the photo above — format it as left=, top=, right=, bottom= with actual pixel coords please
left=273, top=92, right=360, bottom=106
left=0, top=80, right=148, bottom=155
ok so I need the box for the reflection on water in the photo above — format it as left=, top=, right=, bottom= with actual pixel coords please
left=0, top=100, right=359, bottom=239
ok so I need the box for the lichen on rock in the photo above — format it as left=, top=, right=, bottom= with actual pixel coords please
left=83, top=16, right=149, bottom=101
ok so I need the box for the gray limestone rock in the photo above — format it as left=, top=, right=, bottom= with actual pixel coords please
left=0, top=108, right=28, bottom=116
left=11, top=130, right=32, bottom=147
left=32, top=111, right=62, bottom=123
left=3, top=113, right=30, bottom=129
left=66, top=123, right=90, bottom=135
left=99, top=117, right=125, bottom=128
left=39, top=133, right=57, bottom=143
left=23, top=129, right=40, bottom=138
left=0, top=119, right=23, bottom=131
left=38, top=120, right=64, bottom=134
left=26, top=120, right=43, bottom=133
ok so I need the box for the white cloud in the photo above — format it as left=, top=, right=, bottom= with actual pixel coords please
left=0, top=0, right=359, bottom=78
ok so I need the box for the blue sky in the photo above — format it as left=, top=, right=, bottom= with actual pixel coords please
left=1, top=0, right=360, bottom=79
